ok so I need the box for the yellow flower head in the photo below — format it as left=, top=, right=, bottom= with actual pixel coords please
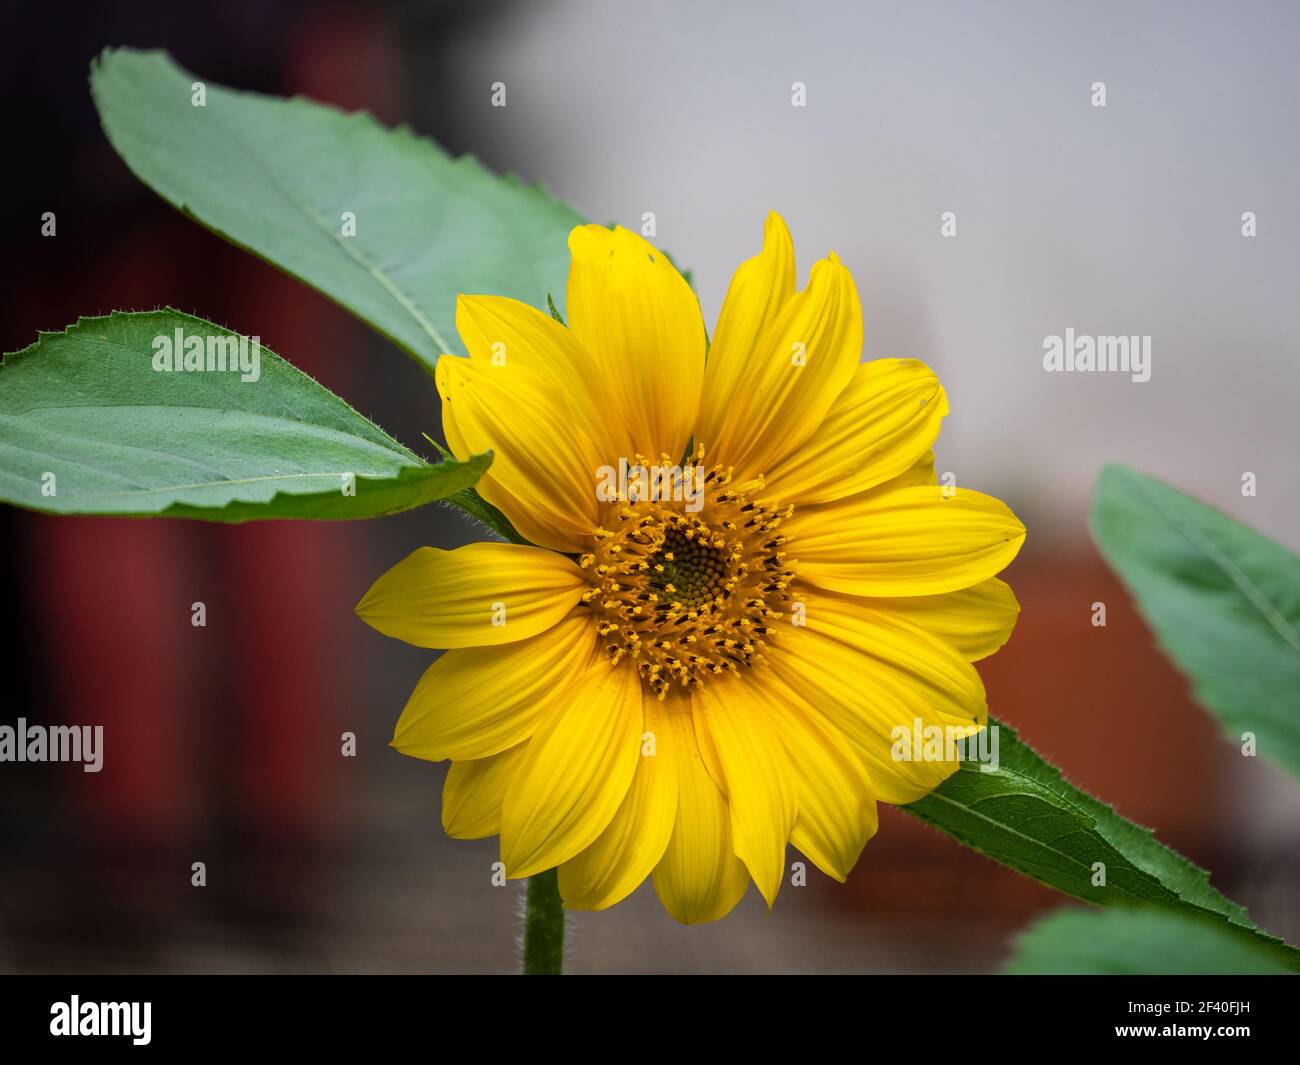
left=357, top=213, right=1025, bottom=923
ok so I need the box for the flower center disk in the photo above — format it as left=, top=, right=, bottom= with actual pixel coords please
left=581, top=454, right=796, bottom=698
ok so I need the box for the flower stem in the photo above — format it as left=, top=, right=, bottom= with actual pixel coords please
left=522, top=869, right=565, bottom=974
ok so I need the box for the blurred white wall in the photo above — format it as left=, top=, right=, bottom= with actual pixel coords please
left=430, top=0, right=1300, bottom=548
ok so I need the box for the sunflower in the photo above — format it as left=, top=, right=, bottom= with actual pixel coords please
left=357, top=213, right=1025, bottom=924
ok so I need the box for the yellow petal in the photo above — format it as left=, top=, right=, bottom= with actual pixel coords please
left=355, top=541, right=586, bottom=648
left=751, top=670, right=879, bottom=881
left=786, top=484, right=1026, bottom=597
left=651, top=700, right=750, bottom=924
left=499, top=661, right=644, bottom=878
left=762, top=358, right=948, bottom=505
left=442, top=742, right=530, bottom=840
left=693, top=678, right=796, bottom=908
left=456, top=294, right=632, bottom=462
left=697, top=211, right=796, bottom=432
left=895, top=450, right=937, bottom=487
left=558, top=693, right=679, bottom=911
left=393, top=612, right=600, bottom=761
left=566, top=224, right=705, bottom=464
left=692, top=701, right=728, bottom=796
left=767, top=587, right=987, bottom=804
left=699, top=251, right=862, bottom=481
left=863, top=578, right=1020, bottom=661
left=436, top=354, right=602, bottom=553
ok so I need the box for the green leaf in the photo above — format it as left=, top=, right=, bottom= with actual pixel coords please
left=904, top=717, right=1300, bottom=970
left=1092, top=464, right=1300, bottom=779
left=0, top=309, right=490, bottom=521
left=90, top=48, right=584, bottom=373
left=1005, top=907, right=1293, bottom=975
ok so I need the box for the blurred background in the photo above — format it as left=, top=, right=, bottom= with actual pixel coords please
left=1, top=0, right=1297, bottom=973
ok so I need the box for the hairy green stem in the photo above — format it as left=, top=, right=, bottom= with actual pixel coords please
left=522, top=869, right=565, bottom=974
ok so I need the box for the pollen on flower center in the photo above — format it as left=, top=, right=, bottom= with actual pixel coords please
left=579, top=447, right=796, bottom=699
